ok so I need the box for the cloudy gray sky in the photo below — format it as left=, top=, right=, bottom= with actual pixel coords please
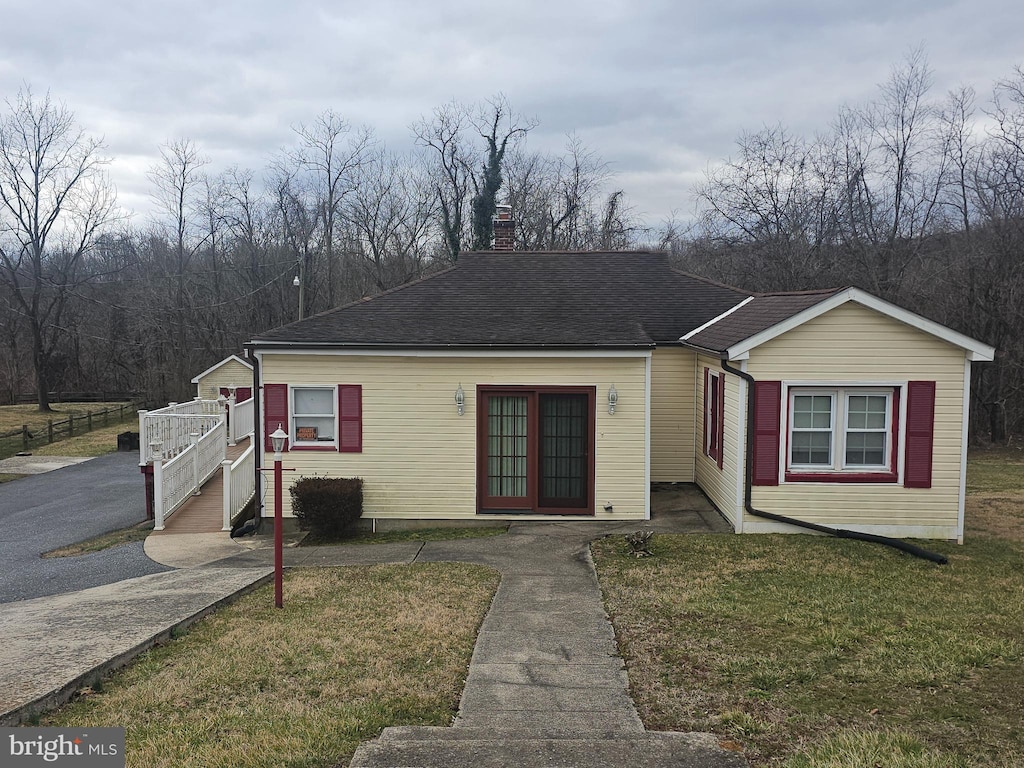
left=0, top=0, right=1019, bottom=226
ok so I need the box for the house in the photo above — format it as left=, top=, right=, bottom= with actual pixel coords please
left=191, top=355, right=253, bottom=403
left=246, top=248, right=994, bottom=542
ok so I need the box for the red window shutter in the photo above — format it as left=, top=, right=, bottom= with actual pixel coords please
left=752, top=381, right=782, bottom=486
left=703, top=367, right=710, bottom=456
left=717, top=373, right=726, bottom=470
left=339, top=385, right=362, bottom=452
left=904, top=381, right=936, bottom=488
left=263, top=383, right=289, bottom=451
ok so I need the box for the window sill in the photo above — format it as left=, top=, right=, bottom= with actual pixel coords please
left=290, top=445, right=337, bottom=452
left=785, top=471, right=898, bottom=484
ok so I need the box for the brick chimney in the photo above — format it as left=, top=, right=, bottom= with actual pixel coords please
left=492, top=204, right=515, bottom=251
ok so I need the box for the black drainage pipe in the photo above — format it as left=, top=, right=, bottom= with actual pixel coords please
left=719, top=356, right=948, bottom=565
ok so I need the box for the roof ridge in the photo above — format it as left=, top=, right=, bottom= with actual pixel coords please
left=752, top=286, right=845, bottom=298
left=666, top=266, right=752, bottom=296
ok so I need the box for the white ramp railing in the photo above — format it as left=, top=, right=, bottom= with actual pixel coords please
left=228, top=397, right=255, bottom=446
left=139, top=399, right=223, bottom=465
left=153, top=419, right=227, bottom=530
left=222, top=442, right=256, bottom=531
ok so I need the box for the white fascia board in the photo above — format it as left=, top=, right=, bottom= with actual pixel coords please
left=190, top=354, right=253, bottom=383
left=679, top=296, right=754, bottom=342
left=726, top=288, right=996, bottom=361
left=253, top=347, right=653, bottom=359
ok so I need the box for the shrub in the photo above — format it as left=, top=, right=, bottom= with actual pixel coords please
left=290, top=476, right=363, bottom=538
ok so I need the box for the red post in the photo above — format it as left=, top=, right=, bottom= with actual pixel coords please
left=274, top=453, right=283, bottom=609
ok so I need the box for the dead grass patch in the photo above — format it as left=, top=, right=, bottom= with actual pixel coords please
left=42, top=521, right=154, bottom=558
left=29, top=422, right=132, bottom=458
left=964, top=447, right=1024, bottom=543
left=42, top=564, right=499, bottom=768
left=0, top=402, right=132, bottom=434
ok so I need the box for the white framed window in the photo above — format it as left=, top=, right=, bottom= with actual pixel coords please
left=291, top=386, right=336, bottom=447
left=787, top=388, right=894, bottom=475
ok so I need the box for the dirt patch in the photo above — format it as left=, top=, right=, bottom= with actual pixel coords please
left=965, top=494, right=1024, bottom=543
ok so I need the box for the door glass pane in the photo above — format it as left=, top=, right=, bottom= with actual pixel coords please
left=540, top=394, right=587, bottom=503
left=487, top=396, right=528, bottom=497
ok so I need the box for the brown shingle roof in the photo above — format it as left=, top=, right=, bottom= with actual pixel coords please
left=252, top=251, right=750, bottom=348
left=682, top=289, right=844, bottom=353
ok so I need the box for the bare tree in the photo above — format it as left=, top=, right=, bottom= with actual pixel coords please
left=147, top=139, right=209, bottom=398
left=0, top=88, right=117, bottom=411
left=283, top=111, right=373, bottom=310
left=269, top=162, right=318, bottom=320
left=504, top=135, right=628, bottom=251
left=833, top=49, right=946, bottom=298
left=694, top=125, right=837, bottom=289
left=413, top=101, right=474, bottom=262
left=345, top=148, right=437, bottom=291
left=414, top=95, right=534, bottom=260
left=468, top=95, right=535, bottom=250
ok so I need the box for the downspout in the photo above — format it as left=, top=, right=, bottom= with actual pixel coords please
left=719, top=355, right=948, bottom=565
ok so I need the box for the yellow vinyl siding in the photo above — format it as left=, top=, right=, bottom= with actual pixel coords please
left=196, top=360, right=253, bottom=400
left=259, top=354, right=649, bottom=521
left=650, top=348, right=697, bottom=482
left=694, top=354, right=742, bottom=528
left=745, top=302, right=965, bottom=537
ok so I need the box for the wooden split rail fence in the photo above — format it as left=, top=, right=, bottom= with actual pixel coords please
left=0, top=401, right=143, bottom=460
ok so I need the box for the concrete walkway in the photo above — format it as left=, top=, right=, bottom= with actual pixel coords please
left=2, top=489, right=745, bottom=765
left=347, top=520, right=745, bottom=767
left=0, top=566, right=272, bottom=724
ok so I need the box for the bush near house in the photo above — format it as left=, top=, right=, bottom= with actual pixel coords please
left=290, top=476, right=363, bottom=538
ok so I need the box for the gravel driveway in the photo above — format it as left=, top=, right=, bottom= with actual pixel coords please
left=0, top=452, right=171, bottom=603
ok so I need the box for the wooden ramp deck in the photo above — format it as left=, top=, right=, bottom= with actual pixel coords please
left=152, top=437, right=251, bottom=535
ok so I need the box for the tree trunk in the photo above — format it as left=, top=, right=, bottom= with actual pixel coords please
left=32, top=328, right=53, bottom=413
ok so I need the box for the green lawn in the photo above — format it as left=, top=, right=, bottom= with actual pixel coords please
left=43, top=564, right=499, bottom=768
left=593, top=449, right=1024, bottom=767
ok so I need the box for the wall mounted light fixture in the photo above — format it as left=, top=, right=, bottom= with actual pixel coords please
left=608, top=384, right=618, bottom=414
left=455, top=384, right=465, bottom=416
